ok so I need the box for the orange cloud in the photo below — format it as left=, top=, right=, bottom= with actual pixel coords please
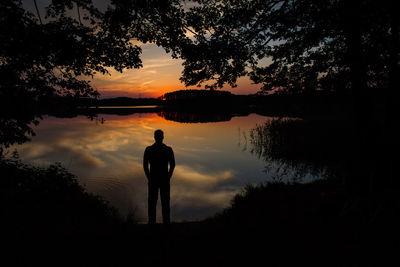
left=91, top=43, right=261, bottom=98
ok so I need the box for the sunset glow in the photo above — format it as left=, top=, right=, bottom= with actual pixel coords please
left=91, top=43, right=261, bottom=98
left=13, top=112, right=280, bottom=222
left=4, top=0, right=394, bottom=262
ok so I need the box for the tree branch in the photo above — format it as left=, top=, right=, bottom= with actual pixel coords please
left=33, top=0, right=42, bottom=24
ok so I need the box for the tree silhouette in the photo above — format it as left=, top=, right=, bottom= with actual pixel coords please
left=0, top=0, right=186, bottom=149
left=175, top=1, right=398, bottom=193
left=177, top=0, right=399, bottom=97
left=2, top=0, right=398, bottom=149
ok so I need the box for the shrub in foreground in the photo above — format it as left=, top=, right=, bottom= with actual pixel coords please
left=1, top=156, right=124, bottom=235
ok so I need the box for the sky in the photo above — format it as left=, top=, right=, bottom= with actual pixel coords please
left=91, top=43, right=261, bottom=98
left=22, top=0, right=262, bottom=99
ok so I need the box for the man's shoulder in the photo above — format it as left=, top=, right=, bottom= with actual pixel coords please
left=144, top=145, right=155, bottom=153
left=146, top=143, right=173, bottom=152
left=163, top=144, right=173, bottom=151
left=146, top=143, right=170, bottom=150
left=161, top=144, right=173, bottom=152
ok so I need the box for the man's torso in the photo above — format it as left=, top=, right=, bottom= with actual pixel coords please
left=145, top=143, right=173, bottom=179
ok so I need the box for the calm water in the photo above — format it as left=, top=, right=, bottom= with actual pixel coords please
left=11, top=111, right=320, bottom=222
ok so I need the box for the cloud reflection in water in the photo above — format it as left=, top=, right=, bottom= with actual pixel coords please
left=13, top=113, right=274, bottom=222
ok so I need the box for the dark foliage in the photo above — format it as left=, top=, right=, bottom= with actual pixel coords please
left=202, top=179, right=399, bottom=266
left=247, top=115, right=397, bottom=213
left=162, top=89, right=232, bottom=100
left=177, top=0, right=399, bottom=98
left=1, top=155, right=137, bottom=266
left=0, top=0, right=185, bottom=148
left=158, top=110, right=236, bottom=123
left=96, top=97, right=163, bottom=106
left=249, top=118, right=354, bottom=178
left=1, top=155, right=122, bottom=231
left=161, top=89, right=234, bottom=111
left=213, top=180, right=346, bottom=225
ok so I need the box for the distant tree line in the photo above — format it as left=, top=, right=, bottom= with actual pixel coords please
left=96, top=97, right=163, bottom=106
left=2, top=0, right=398, bottom=104
left=162, top=89, right=232, bottom=100
left=2, top=0, right=398, bottom=148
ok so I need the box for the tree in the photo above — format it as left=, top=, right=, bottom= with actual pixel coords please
left=2, top=0, right=398, bottom=149
left=177, top=0, right=399, bottom=97
left=0, top=0, right=186, bottom=149
left=173, top=0, right=398, bottom=220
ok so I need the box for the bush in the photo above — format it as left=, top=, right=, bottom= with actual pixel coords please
left=1, top=155, right=123, bottom=234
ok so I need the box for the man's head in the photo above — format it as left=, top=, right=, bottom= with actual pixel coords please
left=154, top=129, right=164, bottom=143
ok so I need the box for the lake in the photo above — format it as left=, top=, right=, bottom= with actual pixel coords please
left=11, top=110, right=322, bottom=223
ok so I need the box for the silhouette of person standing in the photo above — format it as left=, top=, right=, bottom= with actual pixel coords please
left=143, top=129, right=175, bottom=225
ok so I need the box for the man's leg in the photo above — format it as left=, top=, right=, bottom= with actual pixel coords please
left=160, top=183, right=171, bottom=225
left=148, top=183, right=158, bottom=225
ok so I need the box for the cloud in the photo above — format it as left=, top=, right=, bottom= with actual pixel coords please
left=174, top=165, right=234, bottom=185
left=19, top=144, right=53, bottom=158
left=167, top=165, right=238, bottom=220
left=177, top=146, right=221, bottom=153
left=141, top=80, right=154, bottom=86
left=142, top=57, right=179, bottom=69
left=71, top=150, right=106, bottom=168
left=183, top=136, right=206, bottom=141
left=11, top=112, right=274, bottom=222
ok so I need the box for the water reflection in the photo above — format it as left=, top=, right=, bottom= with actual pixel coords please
left=11, top=112, right=337, bottom=222
left=12, top=113, right=275, bottom=222
left=158, top=110, right=236, bottom=123
left=246, top=118, right=354, bottom=182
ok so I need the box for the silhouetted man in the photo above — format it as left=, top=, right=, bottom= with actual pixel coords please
left=143, top=129, right=175, bottom=225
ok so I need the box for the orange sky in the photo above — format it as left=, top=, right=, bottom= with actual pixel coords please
left=91, top=43, right=261, bottom=98
left=20, top=0, right=261, bottom=99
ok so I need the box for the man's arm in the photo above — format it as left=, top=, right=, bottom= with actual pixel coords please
left=143, top=148, right=151, bottom=180
left=168, top=148, right=175, bottom=179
